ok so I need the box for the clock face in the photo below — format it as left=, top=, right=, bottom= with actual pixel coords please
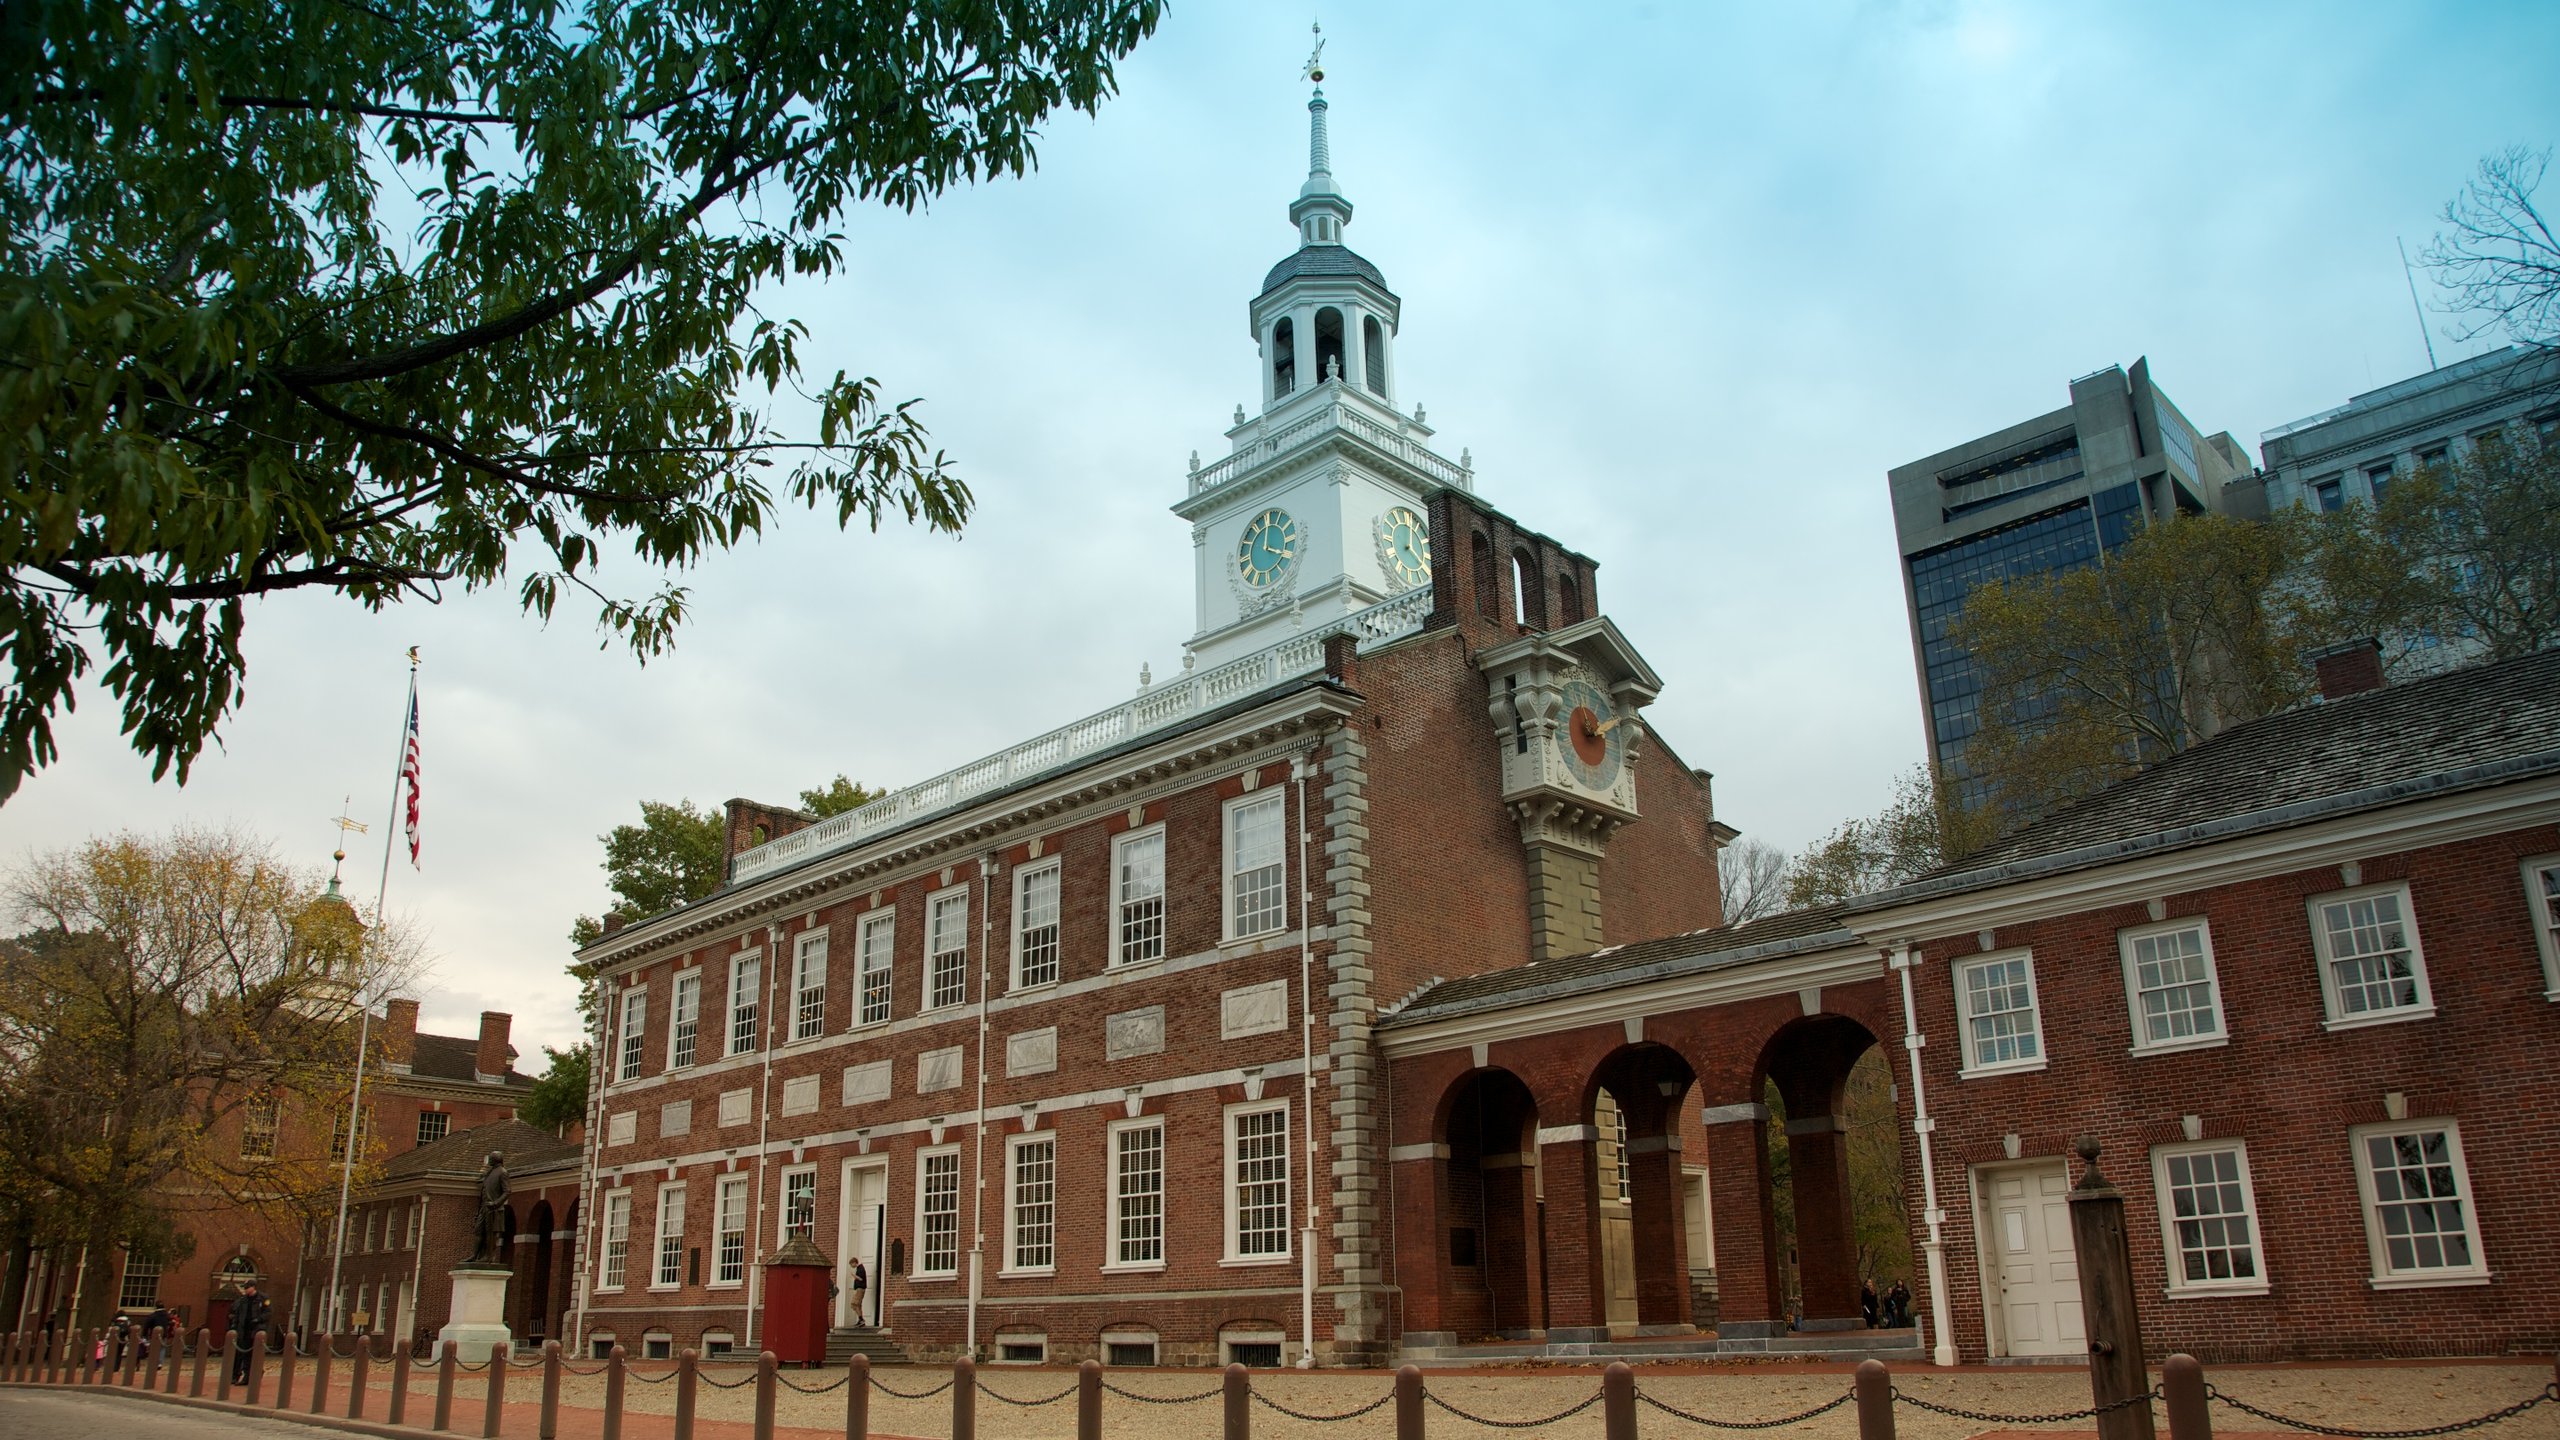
left=1237, top=508, right=1303, bottom=590
left=1377, top=506, right=1432, bottom=590
left=1556, top=678, right=1627, bottom=791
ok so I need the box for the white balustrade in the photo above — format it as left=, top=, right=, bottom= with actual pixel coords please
left=1188, top=401, right=1467, bottom=497
left=727, top=587, right=1434, bottom=884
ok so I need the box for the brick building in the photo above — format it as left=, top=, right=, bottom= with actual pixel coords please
left=568, top=84, right=1729, bottom=1368
left=318, top=1119, right=580, bottom=1349
left=1379, top=645, right=2560, bottom=1364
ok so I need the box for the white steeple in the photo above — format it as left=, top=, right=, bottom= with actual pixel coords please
left=1291, top=86, right=1353, bottom=248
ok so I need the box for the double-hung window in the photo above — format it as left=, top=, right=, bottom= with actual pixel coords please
left=2119, top=920, right=2226, bottom=1052
left=792, top=932, right=827, bottom=1042
left=2308, top=884, right=2432, bottom=1027
left=1226, top=1102, right=1292, bottom=1262
left=712, top=1175, right=749, bottom=1286
left=599, top=1191, right=631, bottom=1291
left=2351, top=1121, right=2487, bottom=1286
left=416, top=1110, right=451, bottom=1146
left=118, top=1254, right=161, bottom=1309
left=928, top=890, right=969, bottom=1011
left=857, top=912, right=894, bottom=1026
left=2522, top=856, right=2560, bottom=997
left=670, top=972, right=701, bottom=1069
left=241, top=1096, right=280, bottom=1160
left=1114, top=829, right=1166, bottom=967
left=1226, top=793, right=1288, bottom=940
left=2150, top=1143, right=2265, bottom=1294
left=1014, top=860, right=1062, bottom=990
left=917, top=1148, right=961, bottom=1277
left=1109, top=1119, right=1166, bottom=1268
left=1953, top=951, right=2045, bottom=1075
left=1005, top=1134, right=1057, bottom=1274
left=727, top=950, right=762, bottom=1056
left=780, top=1167, right=817, bottom=1242
left=653, top=1185, right=686, bottom=1289
left=619, top=988, right=648, bottom=1082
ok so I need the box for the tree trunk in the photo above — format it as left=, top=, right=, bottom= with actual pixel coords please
left=75, top=1209, right=123, bottom=1331
left=0, top=1203, right=32, bottom=1329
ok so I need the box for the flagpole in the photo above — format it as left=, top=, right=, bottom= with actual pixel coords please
left=324, top=647, right=420, bottom=1336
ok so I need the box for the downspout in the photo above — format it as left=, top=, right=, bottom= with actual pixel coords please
left=408, top=1196, right=430, bottom=1343
left=748, top=926, right=781, bottom=1346
left=567, top=974, right=610, bottom=1355
left=966, top=854, right=998, bottom=1360
left=1293, top=752, right=1318, bottom=1369
left=1890, top=945, right=1959, bottom=1367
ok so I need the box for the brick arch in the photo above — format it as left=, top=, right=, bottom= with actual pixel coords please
left=1752, top=1013, right=1885, bottom=1329
left=1426, top=1068, right=1544, bottom=1341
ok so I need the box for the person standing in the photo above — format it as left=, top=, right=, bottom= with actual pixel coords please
left=229, top=1282, right=271, bottom=1385
left=845, top=1258, right=868, bottom=1329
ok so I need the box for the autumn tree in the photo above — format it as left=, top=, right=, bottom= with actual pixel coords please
left=1785, top=765, right=1988, bottom=907
left=2301, top=436, right=2560, bottom=668
left=0, top=0, right=1164, bottom=802
left=0, top=828, right=417, bottom=1329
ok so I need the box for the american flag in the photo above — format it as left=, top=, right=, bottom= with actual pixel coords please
left=399, top=689, right=422, bottom=867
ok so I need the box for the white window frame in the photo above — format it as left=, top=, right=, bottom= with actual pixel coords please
left=711, top=1174, right=749, bottom=1287
left=1223, top=1099, right=1293, bottom=1264
left=2307, top=882, right=2435, bottom=1030
left=1953, top=949, right=2047, bottom=1077
left=2521, top=855, right=2560, bottom=1000
left=727, top=948, right=762, bottom=1057
left=597, top=1190, right=631, bottom=1292
left=1106, top=1117, right=1167, bottom=1272
left=2117, top=918, right=2228, bottom=1055
left=618, top=987, right=648, bottom=1082
left=1012, top=858, right=1063, bottom=991
left=668, top=969, right=701, bottom=1070
left=651, top=1183, right=686, bottom=1290
left=926, top=889, right=969, bottom=1012
left=1002, top=1131, right=1058, bottom=1276
left=241, top=1095, right=280, bottom=1160
left=406, top=1202, right=422, bottom=1249
left=791, top=931, right=828, bottom=1042
left=416, top=1109, right=451, bottom=1146
left=855, top=910, right=895, bottom=1028
left=777, top=1165, right=818, bottom=1244
left=2349, top=1120, right=2490, bottom=1288
left=2149, top=1141, right=2268, bottom=1297
left=915, top=1145, right=962, bottom=1278
left=117, top=1252, right=161, bottom=1310
left=1223, top=792, right=1288, bottom=942
left=1112, top=825, right=1167, bottom=969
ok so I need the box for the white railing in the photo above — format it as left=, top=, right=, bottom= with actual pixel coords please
left=1189, top=389, right=1472, bottom=496
left=730, top=586, right=1437, bottom=884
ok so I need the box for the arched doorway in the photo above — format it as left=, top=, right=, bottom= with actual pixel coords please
left=1587, top=1044, right=1699, bottom=1334
left=208, top=1253, right=262, bottom=1341
left=1437, top=1069, right=1543, bottom=1339
left=522, top=1201, right=555, bottom=1341
left=1756, top=1015, right=1881, bottom=1329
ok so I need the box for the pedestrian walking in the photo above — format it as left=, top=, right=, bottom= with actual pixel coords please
left=229, top=1282, right=271, bottom=1385
left=846, top=1257, right=869, bottom=1327
left=1861, top=1279, right=1879, bottom=1328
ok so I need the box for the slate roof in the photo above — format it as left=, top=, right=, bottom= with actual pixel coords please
left=383, top=1118, right=577, bottom=1182
left=1381, top=906, right=1856, bottom=1029
left=407, top=1031, right=527, bottom=1087
left=1852, top=647, right=2560, bottom=911
left=1261, top=244, right=1394, bottom=298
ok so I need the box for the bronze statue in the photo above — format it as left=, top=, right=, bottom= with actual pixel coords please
left=468, top=1151, right=511, bottom=1266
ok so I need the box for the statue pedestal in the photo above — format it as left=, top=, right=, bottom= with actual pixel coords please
left=438, top=1265, right=513, bottom=1360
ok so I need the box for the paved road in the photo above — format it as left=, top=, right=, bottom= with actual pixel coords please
left=0, top=1388, right=327, bottom=1438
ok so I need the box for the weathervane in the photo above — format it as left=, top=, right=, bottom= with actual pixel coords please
left=329, top=797, right=368, bottom=883
left=1302, top=21, right=1324, bottom=84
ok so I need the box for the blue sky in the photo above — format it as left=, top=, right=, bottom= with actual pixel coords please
left=6, top=1, right=2556, bottom=1053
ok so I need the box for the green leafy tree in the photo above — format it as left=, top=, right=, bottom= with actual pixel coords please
left=567, top=798, right=726, bottom=948
left=516, top=1045, right=591, bottom=1136
left=801, top=775, right=885, bottom=818
left=0, top=0, right=1164, bottom=802
left=2302, top=437, right=2560, bottom=668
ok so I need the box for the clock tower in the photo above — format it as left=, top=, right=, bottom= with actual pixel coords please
left=1175, top=73, right=1476, bottom=670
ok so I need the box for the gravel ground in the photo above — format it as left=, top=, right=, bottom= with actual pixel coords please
left=357, top=1357, right=2560, bottom=1440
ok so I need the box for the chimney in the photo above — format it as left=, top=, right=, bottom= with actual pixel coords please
left=1322, top=632, right=1359, bottom=689
left=382, top=998, right=420, bottom=1073
left=602, top=911, right=626, bottom=936
left=474, top=1011, right=513, bottom=1084
left=2309, top=638, right=2385, bottom=701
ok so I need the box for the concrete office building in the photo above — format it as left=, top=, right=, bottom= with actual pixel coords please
left=1886, top=360, right=2256, bottom=798
left=2260, top=346, right=2559, bottom=516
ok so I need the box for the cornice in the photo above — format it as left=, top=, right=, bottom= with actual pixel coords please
left=1375, top=944, right=1883, bottom=1057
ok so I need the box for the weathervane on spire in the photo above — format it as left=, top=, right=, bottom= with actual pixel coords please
left=329, top=797, right=368, bottom=888
left=1301, top=21, right=1325, bottom=84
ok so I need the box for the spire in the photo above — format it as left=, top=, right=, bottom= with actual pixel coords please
left=1291, top=24, right=1352, bottom=247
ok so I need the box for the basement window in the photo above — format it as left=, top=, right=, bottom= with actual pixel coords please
left=995, top=1333, right=1047, bottom=1365
left=1103, top=1333, right=1159, bottom=1367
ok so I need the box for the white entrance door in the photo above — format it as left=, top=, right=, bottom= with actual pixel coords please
left=1980, top=1162, right=2083, bottom=1358
left=837, top=1159, right=889, bottom=1329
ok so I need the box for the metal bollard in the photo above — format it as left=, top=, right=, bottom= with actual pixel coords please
left=1603, top=1361, right=1636, bottom=1440
left=1857, top=1360, right=1896, bottom=1440
left=192, top=1329, right=210, bottom=1396
left=951, top=1355, right=976, bottom=1440
left=1078, top=1359, right=1102, bottom=1440
left=1397, top=1364, right=1424, bottom=1440
left=350, top=1333, right=374, bottom=1419
left=602, top=1345, right=627, bottom=1440
left=122, top=1329, right=142, bottom=1386
left=216, top=1329, right=235, bottom=1400
left=243, top=1328, right=266, bottom=1406
left=76, top=1327, right=92, bottom=1384
left=390, top=1337, right=413, bottom=1425
left=300, top=1332, right=323, bottom=1412
left=433, top=1339, right=458, bottom=1433
left=166, top=1329, right=183, bottom=1393
left=482, top=1341, right=508, bottom=1439
left=673, top=1348, right=699, bottom=1440
left=753, top=1351, right=778, bottom=1440
left=143, top=1329, right=161, bottom=1390
left=845, top=1353, right=869, bottom=1440
left=1223, top=1361, right=1249, bottom=1440
left=540, top=1339, right=563, bottom=1439
left=2164, top=1355, right=2212, bottom=1440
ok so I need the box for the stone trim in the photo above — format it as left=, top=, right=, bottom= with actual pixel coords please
left=1700, top=1103, right=1770, bottom=1125
left=1319, top=719, right=1393, bottom=1361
